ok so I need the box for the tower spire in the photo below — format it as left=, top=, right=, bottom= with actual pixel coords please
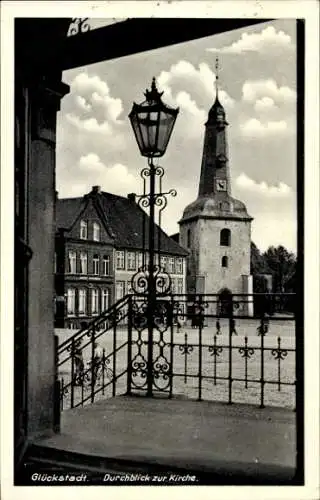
left=215, top=56, right=220, bottom=100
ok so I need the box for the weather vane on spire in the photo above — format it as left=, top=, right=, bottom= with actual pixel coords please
left=215, top=56, right=220, bottom=99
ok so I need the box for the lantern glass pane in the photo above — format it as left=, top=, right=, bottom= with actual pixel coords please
left=141, top=111, right=155, bottom=153
left=147, top=110, right=159, bottom=151
left=157, top=110, right=176, bottom=154
left=130, top=111, right=144, bottom=154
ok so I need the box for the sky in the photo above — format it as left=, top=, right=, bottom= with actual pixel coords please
left=57, top=18, right=297, bottom=253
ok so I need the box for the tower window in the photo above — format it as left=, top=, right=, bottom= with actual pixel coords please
left=222, top=256, right=228, bottom=268
left=220, top=228, right=231, bottom=247
left=187, top=229, right=191, bottom=247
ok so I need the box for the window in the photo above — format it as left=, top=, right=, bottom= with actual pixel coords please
left=91, top=288, right=99, bottom=315
left=93, top=222, right=100, bottom=242
left=160, top=256, right=167, bottom=271
left=187, top=229, right=191, bottom=247
left=78, top=288, right=87, bottom=315
left=220, top=228, right=231, bottom=247
left=145, top=253, right=150, bottom=267
left=222, top=256, right=228, bottom=268
left=177, top=278, right=184, bottom=294
left=127, top=252, right=136, bottom=271
left=137, top=252, right=143, bottom=269
left=127, top=281, right=133, bottom=294
left=80, top=220, right=88, bottom=239
left=115, top=281, right=125, bottom=300
left=54, top=252, right=57, bottom=274
left=171, top=279, right=176, bottom=294
left=116, top=251, right=125, bottom=270
left=93, top=254, right=100, bottom=275
left=176, top=258, right=183, bottom=274
left=102, top=255, right=110, bottom=276
left=101, top=289, right=110, bottom=311
left=168, top=257, right=175, bottom=273
left=80, top=252, right=87, bottom=274
left=67, top=288, right=76, bottom=315
left=67, top=251, right=76, bottom=274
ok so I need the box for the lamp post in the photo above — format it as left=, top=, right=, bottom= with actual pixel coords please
left=129, top=78, right=179, bottom=397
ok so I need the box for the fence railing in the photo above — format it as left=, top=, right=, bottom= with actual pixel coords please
left=56, top=293, right=296, bottom=412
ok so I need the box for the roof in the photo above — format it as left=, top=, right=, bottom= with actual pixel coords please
left=56, top=191, right=188, bottom=257
left=56, top=197, right=85, bottom=230
left=179, top=194, right=253, bottom=223
left=208, top=96, right=228, bottom=123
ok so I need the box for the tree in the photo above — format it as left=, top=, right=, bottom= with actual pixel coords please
left=263, top=245, right=296, bottom=293
left=250, top=242, right=265, bottom=275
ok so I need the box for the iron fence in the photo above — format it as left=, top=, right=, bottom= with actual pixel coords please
left=56, top=293, right=296, bottom=411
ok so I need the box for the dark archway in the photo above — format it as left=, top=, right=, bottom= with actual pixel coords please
left=217, top=288, right=233, bottom=317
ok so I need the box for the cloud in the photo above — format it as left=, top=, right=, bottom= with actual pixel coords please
left=239, top=118, right=289, bottom=138
left=175, top=91, right=206, bottom=122
left=254, top=96, right=276, bottom=113
left=57, top=154, right=143, bottom=200
left=242, top=80, right=296, bottom=104
left=235, top=173, right=292, bottom=197
left=157, top=60, right=235, bottom=110
left=70, top=72, right=124, bottom=125
left=155, top=60, right=235, bottom=142
left=207, top=26, right=294, bottom=55
left=76, top=96, right=92, bottom=111
left=66, top=113, right=114, bottom=135
left=79, top=153, right=106, bottom=173
left=72, top=73, right=109, bottom=99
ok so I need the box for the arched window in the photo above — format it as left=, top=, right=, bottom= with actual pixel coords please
left=187, top=229, right=191, bottom=247
left=221, top=256, right=228, bottom=268
left=220, top=228, right=231, bottom=247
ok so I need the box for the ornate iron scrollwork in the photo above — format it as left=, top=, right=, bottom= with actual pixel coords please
left=131, top=264, right=172, bottom=296
left=239, top=346, right=254, bottom=359
left=208, top=344, right=223, bottom=357
left=271, top=338, right=288, bottom=360
left=131, top=352, right=148, bottom=389
left=153, top=355, right=170, bottom=391
left=68, top=18, right=90, bottom=36
left=132, top=299, right=148, bottom=332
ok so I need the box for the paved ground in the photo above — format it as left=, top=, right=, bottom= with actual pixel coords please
left=35, top=395, right=296, bottom=477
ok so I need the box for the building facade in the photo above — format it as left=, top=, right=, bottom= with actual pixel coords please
left=179, top=79, right=254, bottom=315
left=55, top=186, right=188, bottom=328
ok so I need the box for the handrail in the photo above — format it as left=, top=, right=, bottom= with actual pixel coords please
left=57, top=295, right=130, bottom=354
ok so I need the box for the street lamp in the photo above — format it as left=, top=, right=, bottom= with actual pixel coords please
left=129, top=77, right=179, bottom=397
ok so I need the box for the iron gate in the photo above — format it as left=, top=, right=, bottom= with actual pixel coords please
left=57, top=293, right=296, bottom=411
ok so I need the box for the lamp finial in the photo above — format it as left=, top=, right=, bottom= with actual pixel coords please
left=145, top=77, right=163, bottom=101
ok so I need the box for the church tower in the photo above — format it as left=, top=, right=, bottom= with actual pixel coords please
left=179, top=59, right=253, bottom=314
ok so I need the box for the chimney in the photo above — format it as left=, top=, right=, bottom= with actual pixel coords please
left=92, top=185, right=101, bottom=194
left=127, top=193, right=136, bottom=203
